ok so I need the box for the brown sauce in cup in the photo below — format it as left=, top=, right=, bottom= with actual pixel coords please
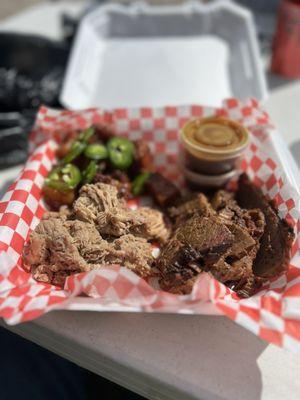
left=182, top=116, right=249, bottom=157
left=180, top=116, right=250, bottom=187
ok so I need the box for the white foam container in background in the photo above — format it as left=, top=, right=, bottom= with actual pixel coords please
left=60, top=0, right=267, bottom=109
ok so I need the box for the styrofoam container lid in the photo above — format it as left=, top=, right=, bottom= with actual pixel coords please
left=60, top=0, right=267, bottom=109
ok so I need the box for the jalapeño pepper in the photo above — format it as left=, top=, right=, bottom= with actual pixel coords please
left=82, top=160, right=97, bottom=184
left=132, top=172, right=151, bottom=196
left=107, top=137, right=134, bottom=170
left=78, top=127, right=95, bottom=143
left=84, top=143, right=108, bottom=160
left=63, top=140, right=86, bottom=164
left=63, top=127, right=95, bottom=164
left=45, top=164, right=81, bottom=191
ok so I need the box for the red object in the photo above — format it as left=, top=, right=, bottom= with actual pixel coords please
left=271, top=0, right=300, bottom=78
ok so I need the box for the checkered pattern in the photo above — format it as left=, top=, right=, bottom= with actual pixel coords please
left=0, top=98, right=300, bottom=351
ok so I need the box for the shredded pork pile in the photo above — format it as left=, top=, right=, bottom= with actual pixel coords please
left=23, top=182, right=171, bottom=286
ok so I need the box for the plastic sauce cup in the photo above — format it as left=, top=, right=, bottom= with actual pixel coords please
left=180, top=116, right=250, bottom=188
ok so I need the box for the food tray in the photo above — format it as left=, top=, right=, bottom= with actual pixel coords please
left=0, top=98, right=300, bottom=352
left=60, top=0, right=267, bottom=109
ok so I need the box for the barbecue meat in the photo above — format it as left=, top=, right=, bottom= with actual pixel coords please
left=169, top=193, right=215, bottom=227
left=157, top=215, right=234, bottom=293
left=23, top=218, right=90, bottom=286
left=159, top=185, right=267, bottom=297
left=210, top=188, right=266, bottom=296
left=42, top=205, right=71, bottom=221
left=74, top=183, right=170, bottom=242
left=237, top=173, right=295, bottom=278
left=73, top=183, right=145, bottom=237
left=210, top=189, right=235, bottom=211
left=208, top=223, right=258, bottom=290
left=73, top=182, right=124, bottom=223
left=157, top=239, right=201, bottom=294
left=24, top=182, right=160, bottom=286
left=25, top=170, right=294, bottom=298
left=211, top=190, right=266, bottom=249
left=146, top=173, right=181, bottom=207
left=23, top=215, right=154, bottom=286
left=65, top=220, right=124, bottom=265
left=114, top=234, right=154, bottom=278
left=175, top=215, right=234, bottom=254
left=93, top=172, right=132, bottom=199
left=211, top=189, right=248, bottom=228
left=134, top=207, right=171, bottom=243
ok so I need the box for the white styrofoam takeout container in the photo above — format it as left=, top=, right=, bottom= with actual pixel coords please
left=60, top=0, right=267, bottom=109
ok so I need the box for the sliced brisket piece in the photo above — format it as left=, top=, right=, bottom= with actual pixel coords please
left=237, top=173, right=295, bottom=278
left=211, top=189, right=235, bottom=211
left=175, top=215, right=234, bottom=254
left=168, top=193, right=215, bottom=227
left=226, top=273, right=265, bottom=298
left=211, top=189, right=248, bottom=229
left=157, top=239, right=202, bottom=294
left=242, top=209, right=266, bottom=242
left=208, top=223, right=258, bottom=293
left=158, top=239, right=202, bottom=276
left=157, top=215, right=234, bottom=294
left=210, top=188, right=267, bottom=297
left=146, top=173, right=181, bottom=208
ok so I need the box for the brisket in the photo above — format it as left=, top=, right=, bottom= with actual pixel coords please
left=237, top=173, right=294, bottom=278
left=157, top=215, right=234, bottom=293
left=146, top=173, right=181, bottom=207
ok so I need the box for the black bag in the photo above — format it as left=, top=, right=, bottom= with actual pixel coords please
left=0, top=33, right=69, bottom=169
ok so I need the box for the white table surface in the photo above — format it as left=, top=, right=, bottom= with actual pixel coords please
left=1, top=2, right=300, bottom=400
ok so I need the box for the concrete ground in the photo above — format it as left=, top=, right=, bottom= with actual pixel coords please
left=0, top=0, right=42, bottom=20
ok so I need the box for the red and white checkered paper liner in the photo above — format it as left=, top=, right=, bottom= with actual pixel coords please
left=1, top=98, right=300, bottom=351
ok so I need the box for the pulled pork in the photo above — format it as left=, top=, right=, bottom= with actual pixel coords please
left=135, top=207, right=171, bottom=243
left=73, top=183, right=145, bottom=237
left=73, top=183, right=170, bottom=240
left=24, top=182, right=170, bottom=286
